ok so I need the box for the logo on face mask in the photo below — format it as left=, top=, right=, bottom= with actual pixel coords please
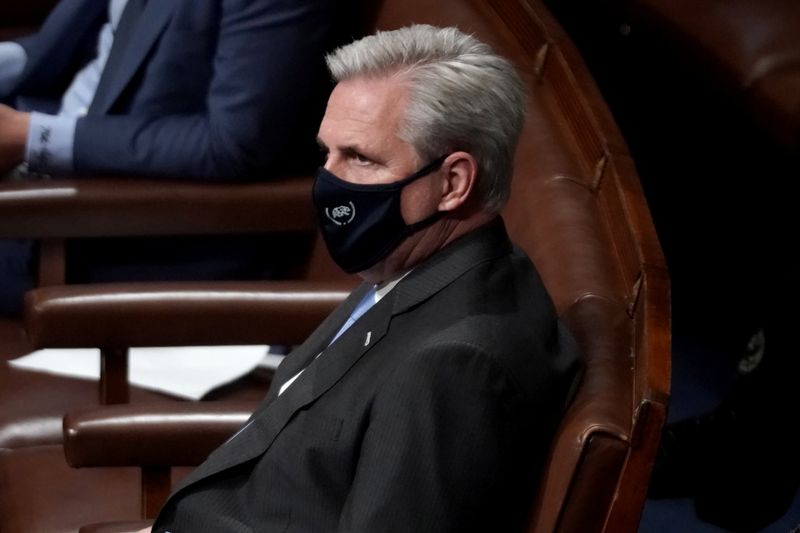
left=313, top=155, right=447, bottom=273
left=325, top=202, right=356, bottom=226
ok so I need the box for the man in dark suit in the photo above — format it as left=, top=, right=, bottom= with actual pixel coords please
left=148, top=24, right=582, bottom=532
left=0, top=0, right=342, bottom=315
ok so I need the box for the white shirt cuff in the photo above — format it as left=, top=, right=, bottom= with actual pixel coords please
left=25, top=112, right=77, bottom=175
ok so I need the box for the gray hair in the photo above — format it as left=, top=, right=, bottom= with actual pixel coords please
left=326, top=24, right=526, bottom=213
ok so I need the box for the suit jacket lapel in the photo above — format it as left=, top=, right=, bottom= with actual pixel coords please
left=166, top=284, right=376, bottom=498
left=310, top=301, right=391, bottom=398
left=168, top=288, right=391, bottom=502
left=263, top=283, right=373, bottom=404
left=89, top=0, right=178, bottom=114
left=391, top=217, right=512, bottom=316
left=174, top=360, right=320, bottom=492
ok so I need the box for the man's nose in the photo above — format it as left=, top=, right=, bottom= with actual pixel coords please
left=323, top=155, right=344, bottom=175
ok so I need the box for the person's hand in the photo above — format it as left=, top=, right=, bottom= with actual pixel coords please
left=0, top=103, right=30, bottom=175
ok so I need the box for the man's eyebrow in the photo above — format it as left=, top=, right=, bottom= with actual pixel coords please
left=341, top=145, right=364, bottom=157
left=316, top=140, right=371, bottom=159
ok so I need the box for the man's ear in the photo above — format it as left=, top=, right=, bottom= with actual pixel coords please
left=438, top=151, right=478, bottom=212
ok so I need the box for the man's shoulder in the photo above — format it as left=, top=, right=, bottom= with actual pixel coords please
left=402, top=248, right=554, bottom=342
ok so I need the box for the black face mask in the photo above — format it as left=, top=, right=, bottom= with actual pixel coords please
left=312, top=155, right=447, bottom=273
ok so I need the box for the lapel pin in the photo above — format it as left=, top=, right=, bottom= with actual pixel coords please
left=364, top=331, right=372, bottom=346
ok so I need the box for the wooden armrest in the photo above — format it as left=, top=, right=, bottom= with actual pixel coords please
left=65, top=401, right=258, bottom=518
left=79, top=520, right=154, bottom=533
left=24, top=280, right=353, bottom=348
left=0, top=176, right=314, bottom=238
left=64, top=402, right=256, bottom=468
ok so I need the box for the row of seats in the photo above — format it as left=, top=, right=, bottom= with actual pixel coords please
left=545, top=0, right=799, bottom=529
left=0, top=0, right=670, bottom=531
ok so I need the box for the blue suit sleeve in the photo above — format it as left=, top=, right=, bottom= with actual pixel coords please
left=73, top=0, right=336, bottom=180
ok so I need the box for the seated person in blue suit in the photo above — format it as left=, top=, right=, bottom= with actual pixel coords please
left=0, top=0, right=344, bottom=315
left=140, top=25, right=582, bottom=533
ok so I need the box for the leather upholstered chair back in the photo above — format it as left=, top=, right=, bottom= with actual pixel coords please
left=366, top=1, right=670, bottom=531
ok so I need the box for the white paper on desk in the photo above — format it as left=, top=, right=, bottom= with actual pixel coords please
left=9, top=345, right=274, bottom=400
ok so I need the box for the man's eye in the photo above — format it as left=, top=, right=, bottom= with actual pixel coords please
left=353, top=153, right=372, bottom=165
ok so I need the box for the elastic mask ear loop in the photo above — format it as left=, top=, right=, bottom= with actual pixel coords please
left=397, top=155, right=448, bottom=188
left=404, top=154, right=448, bottom=231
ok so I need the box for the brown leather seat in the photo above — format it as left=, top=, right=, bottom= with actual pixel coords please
left=0, top=0, right=670, bottom=531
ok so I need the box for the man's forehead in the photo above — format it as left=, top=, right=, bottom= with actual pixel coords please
left=318, top=76, right=409, bottom=146
left=329, top=77, right=407, bottom=120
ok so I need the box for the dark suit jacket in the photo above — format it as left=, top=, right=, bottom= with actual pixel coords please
left=7, top=0, right=340, bottom=179
left=153, top=218, right=582, bottom=532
